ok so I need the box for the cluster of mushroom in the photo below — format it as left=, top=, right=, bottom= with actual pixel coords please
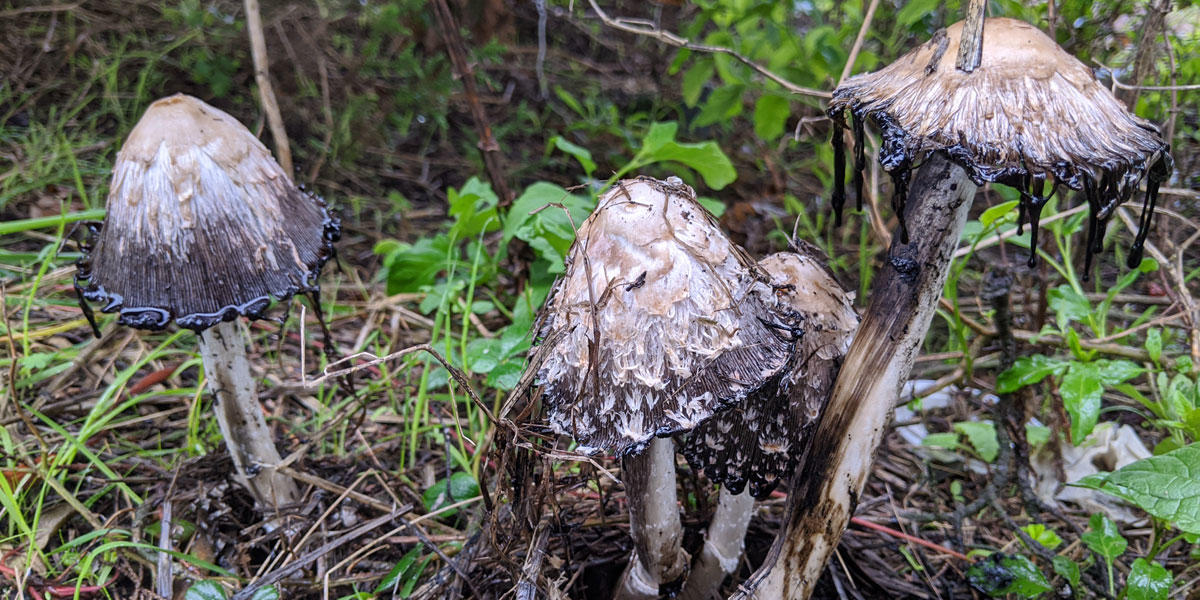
left=75, top=94, right=340, bottom=509
left=532, top=177, right=858, bottom=599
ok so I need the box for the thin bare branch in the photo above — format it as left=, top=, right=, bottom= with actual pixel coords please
left=585, top=0, right=831, bottom=100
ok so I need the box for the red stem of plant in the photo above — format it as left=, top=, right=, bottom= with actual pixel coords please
left=849, top=516, right=970, bottom=562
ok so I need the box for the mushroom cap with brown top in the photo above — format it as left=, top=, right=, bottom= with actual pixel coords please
left=536, top=177, right=795, bottom=456
left=683, top=244, right=859, bottom=498
left=830, top=17, right=1168, bottom=199
left=76, top=94, right=338, bottom=331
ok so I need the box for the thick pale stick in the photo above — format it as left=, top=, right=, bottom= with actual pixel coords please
left=615, top=437, right=688, bottom=600
left=199, top=320, right=299, bottom=507
left=244, top=0, right=292, bottom=175
left=679, top=488, right=754, bottom=600
left=732, top=155, right=976, bottom=599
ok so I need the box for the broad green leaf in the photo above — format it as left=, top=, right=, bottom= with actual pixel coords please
left=249, top=587, right=280, bottom=600
left=1026, top=423, right=1051, bottom=448
left=1093, top=359, right=1143, bottom=387
left=979, top=200, right=1019, bottom=228
left=642, top=121, right=680, bottom=154
left=997, top=355, right=1068, bottom=393
left=643, top=141, right=737, bottom=190
left=896, top=0, right=939, bottom=27
left=694, top=83, right=745, bottom=127
left=753, top=93, right=790, bottom=141
left=377, top=234, right=456, bottom=294
left=921, top=432, right=962, bottom=451
left=1052, top=556, right=1080, bottom=590
left=1048, top=285, right=1091, bottom=331
left=1126, top=558, right=1172, bottom=600
left=967, top=553, right=1052, bottom=597
left=550, top=136, right=596, bottom=177
left=1021, top=524, right=1062, bottom=550
left=185, top=581, right=227, bottom=600
left=1075, top=443, right=1200, bottom=534
left=681, top=60, right=714, bottom=107
left=486, top=359, right=525, bottom=391
left=954, top=421, right=999, bottom=462
left=447, top=177, right=500, bottom=241
left=696, top=196, right=727, bottom=219
left=1081, top=514, right=1127, bottom=560
left=1061, top=364, right=1104, bottom=443
left=449, top=471, right=480, bottom=501
left=502, top=182, right=594, bottom=271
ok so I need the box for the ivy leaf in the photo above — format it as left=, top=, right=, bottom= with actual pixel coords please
left=1060, top=363, right=1104, bottom=443
left=1081, top=514, right=1127, bottom=560
left=1126, top=558, right=1172, bottom=600
left=996, top=355, right=1068, bottom=393
left=967, top=553, right=1052, bottom=597
left=1074, top=443, right=1200, bottom=534
left=954, top=421, right=999, bottom=462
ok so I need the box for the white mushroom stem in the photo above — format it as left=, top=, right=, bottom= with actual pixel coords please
left=198, top=320, right=300, bottom=508
left=615, top=437, right=688, bottom=600
left=731, top=155, right=976, bottom=599
left=679, top=487, right=754, bottom=600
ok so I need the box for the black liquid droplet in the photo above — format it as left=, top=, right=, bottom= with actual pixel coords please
left=831, top=109, right=846, bottom=226
left=1127, top=154, right=1172, bottom=268
left=1023, top=173, right=1048, bottom=269
left=852, top=113, right=866, bottom=212
left=1081, top=174, right=1100, bottom=281
left=889, top=165, right=912, bottom=244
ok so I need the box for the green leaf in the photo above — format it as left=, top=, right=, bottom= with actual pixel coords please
left=1021, top=524, right=1062, bottom=550
left=1074, top=443, right=1200, bottom=534
left=422, top=479, right=450, bottom=515
left=1146, top=328, right=1163, bottom=363
left=1126, top=558, right=1172, bottom=600
left=550, top=136, right=596, bottom=177
left=376, top=234, right=457, bottom=294
left=447, top=177, right=500, bottom=241
left=185, top=581, right=228, bottom=600
left=1026, top=423, right=1051, bottom=448
left=375, top=547, right=423, bottom=594
left=1052, top=556, right=1080, bottom=590
left=954, top=421, right=999, bottom=462
left=979, top=200, right=1019, bottom=228
left=636, top=126, right=737, bottom=190
left=921, top=432, right=962, bottom=451
left=1061, top=363, right=1104, bottom=443
left=486, top=359, right=525, bottom=391
left=997, top=355, right=1068, bottom=394
left=1093, top=359, right=1144, bottom=386
left=1048, top=285, right=1091, bottom=331
left=249, top=587, right=280, bottom=600
left=896, top=0, right=939, bottom=27
left=642, top=121, right=679, bottom=154
left=753, top=93, right=790, bottom=141
left=449, top=471, right=480, bottom=501
left=1081, top=513, right=1127, bottom=560
left=696, top=196, right=727, bottom=219
left=694, top=83, right=745, bottom=127
left=502, top=182, right=594, bottom=271
left=967, top=553, right=1052, bottom=597
left=681, top=60, right=714, bottom=108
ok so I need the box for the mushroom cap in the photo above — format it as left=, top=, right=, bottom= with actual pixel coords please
left=683, top=244, right=858, bottom=498
left=75, top=94, right=338, bottom=331
left=536, top=177, right=795, bottom=456
left=830, top=17, right=1168, bottom=198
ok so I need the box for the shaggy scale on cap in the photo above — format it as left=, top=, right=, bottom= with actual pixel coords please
left=830, top=17, right=1171, bottom=269
left=75, top=94, right=339, bottom=332
left=536, top=177, right=795, bottom=456
left=683, top=244, right=858, bottom=498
